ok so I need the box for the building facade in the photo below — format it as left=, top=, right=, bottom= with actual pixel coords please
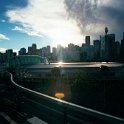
left=100, top=34, right=115, bottom=61
left=19, top=48, right=26, bottom=55
left=9, top=55, right=48, bottom=68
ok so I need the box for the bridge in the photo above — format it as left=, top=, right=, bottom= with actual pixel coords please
left=0, top=72, right=124, bottom=124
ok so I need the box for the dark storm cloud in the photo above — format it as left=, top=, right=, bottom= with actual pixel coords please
left=64, top=0, right=99, bottom=30
left=100, top=6, right=124, bottom=27
left=64, top=0, right=124, bottom=40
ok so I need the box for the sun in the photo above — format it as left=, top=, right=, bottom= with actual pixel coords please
left=49, top=19, right=83, bottom=47
left=51, top=28, right=72, bottom=46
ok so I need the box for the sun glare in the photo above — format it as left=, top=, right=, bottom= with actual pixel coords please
left=51, top=28, right=72, bottom=46
left=58, top=61, right=64, bottom=65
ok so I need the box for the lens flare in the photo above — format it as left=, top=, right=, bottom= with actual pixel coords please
left=55, top=92, right=65, bottom=99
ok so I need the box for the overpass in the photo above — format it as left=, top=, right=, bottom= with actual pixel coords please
left=1, top=72, right=123, bottom=124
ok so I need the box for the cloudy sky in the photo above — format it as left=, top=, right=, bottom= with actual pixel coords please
left=0, top=0, right=124, bottom=52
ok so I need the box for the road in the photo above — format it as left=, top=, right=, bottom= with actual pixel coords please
left=27, top=62, right=123, bottom=69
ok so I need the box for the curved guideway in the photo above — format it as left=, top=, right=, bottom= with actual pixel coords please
left=8, top=72, right=124, bottom=124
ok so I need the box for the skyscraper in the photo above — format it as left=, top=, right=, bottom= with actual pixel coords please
left=120, top=33, right=124, bottom=61
left=47, top=45, right=51, bottom=54
left=28, top=46, right=32, bottom=55
left=100, top=34, right=115, bottom=61
left=32, top=43, right=37, bottom=55
left=28, top=44, right=37, bottom=55
left=115, top=41, right=120, bottom=61
left=85, top=36, right=90, bottom=46
left=93, top=40, right=100, bottom=60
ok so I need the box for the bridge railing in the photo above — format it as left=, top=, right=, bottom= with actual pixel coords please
left=9, top=72, right=124, bottom=124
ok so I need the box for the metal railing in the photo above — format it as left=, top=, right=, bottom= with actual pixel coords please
left=9, top=72, right=124, bottom=124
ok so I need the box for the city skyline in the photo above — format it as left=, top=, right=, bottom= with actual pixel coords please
left=1, top=30, right=124, bottom=63
left=0, top=29, right=124, bottom=54
left=0, top=0, right=124, bottom=52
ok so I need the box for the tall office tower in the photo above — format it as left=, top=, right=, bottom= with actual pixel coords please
left=32, top=43, right=37, bottom=50
left=120, top=33, right=124, bottom=61
left=85, top=36, right=90, bottom=46
left=80, top=36, right=93, bottom=61
left=47, top=45, right=51, bottom=54
left=115, top=41, right=120, bottom=60
left=41, top=47, right=47, bottom=57
left=52, top=47, right=57, bottom=56
left=93, top=40, right=100, bottom=60
left=100, top=34, right=115, bottom=61
left=32, top=43, right=37, bottom=55
left=28, top=46, right=33, bottom=55
left=52, top=47, right=57, bottom=61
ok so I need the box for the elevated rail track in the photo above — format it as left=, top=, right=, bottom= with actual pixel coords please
left=6, top=72, right=124, bottom=124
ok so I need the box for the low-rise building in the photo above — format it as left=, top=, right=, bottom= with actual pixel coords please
left=9, top=55, right=49, bottom=68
